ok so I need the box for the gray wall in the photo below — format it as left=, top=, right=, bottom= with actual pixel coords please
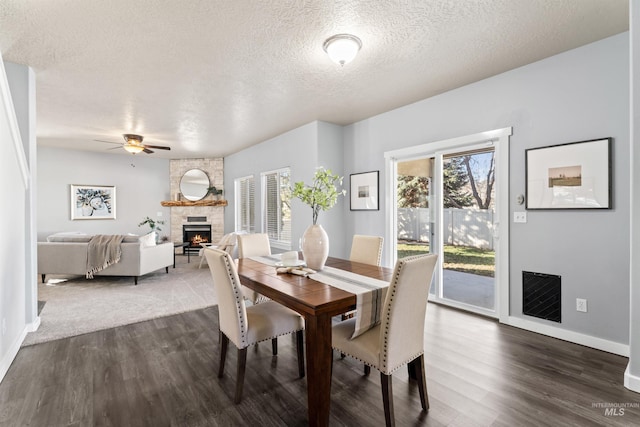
left=341, top=33, right=629, bottom=345
left=225, top=33, right=630, bottom=347
left=37, top=147, right=171, bottom=240
left=224, top=121, right=348, bottom=257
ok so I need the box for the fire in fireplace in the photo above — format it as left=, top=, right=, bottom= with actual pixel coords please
left=182, top=224, right=212, bottom=254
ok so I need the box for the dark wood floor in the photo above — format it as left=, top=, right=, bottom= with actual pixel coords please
left=1, top=303, right=639, bottom=426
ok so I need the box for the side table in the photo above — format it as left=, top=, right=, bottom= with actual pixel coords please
left=173, top=242, right=190, bottom=268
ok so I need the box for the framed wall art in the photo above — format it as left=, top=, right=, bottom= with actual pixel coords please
left=71, top=184, right=116, bottom=220
left=350, top=171, right=379, bottom=211
left=525, top=138, right=612, bottom=210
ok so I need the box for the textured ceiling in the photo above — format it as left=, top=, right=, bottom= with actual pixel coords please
left=0, top=0, right=629, bottom=159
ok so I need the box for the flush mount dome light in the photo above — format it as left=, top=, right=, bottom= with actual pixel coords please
left=323, top=34, right=362, bottom=66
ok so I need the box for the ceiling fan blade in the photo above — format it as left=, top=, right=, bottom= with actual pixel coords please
left=106, top=146, right=122, bottom=151
left=94, top=139, right=122, bottom=145
left=144, top=144, right=171, bottom=150
left=143, top=148, right=154, bottom=154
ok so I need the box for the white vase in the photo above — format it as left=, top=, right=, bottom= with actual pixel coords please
left=301, top=224, right=329, bottom=270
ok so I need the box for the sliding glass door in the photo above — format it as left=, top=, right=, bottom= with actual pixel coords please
left=393, top=141, right=501, bottom=317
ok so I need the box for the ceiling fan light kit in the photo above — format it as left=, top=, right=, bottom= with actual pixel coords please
left=323, top=33, right=362, bottom=66
left=123, top=143, right=145, bottom=154
left=95, top=133, right=171, bottom=155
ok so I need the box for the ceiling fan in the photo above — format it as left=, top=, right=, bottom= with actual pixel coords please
left=94, top=134, right=171, bottom=154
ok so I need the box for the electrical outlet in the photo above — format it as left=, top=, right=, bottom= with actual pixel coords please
left=514, top=212, right=527, bottom=223
left=157, top=211, right=163, bottom=217
left=576, top=298, right=588, bottom=313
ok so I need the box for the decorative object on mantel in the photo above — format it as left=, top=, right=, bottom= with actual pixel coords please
left=161, top=199, right=228, bottom=207
left=180, top=168, right=210, bottom=201
left=207, top=186, right=223, bottom=200
left=292, top=167, right=346, bottom=270
left=70, top=184, right=116, bottom=220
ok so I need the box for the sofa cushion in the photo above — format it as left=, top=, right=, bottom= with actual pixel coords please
left=139, top=232, right=156, bottom=247
left=47, top=235, right=93, bottom=243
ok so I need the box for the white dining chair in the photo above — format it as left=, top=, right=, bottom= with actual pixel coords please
left=342, top=235, right=384, bottom=322
left=349, top=234, right=384, bottom=266
left=198, top=232, right=237, bottom=268
left=332, top=253, right=438, bottom=427
left=205, top=247, right=305, bottom=404
left=236, top=233, right=279, bottom=354
left=237, top=233, right=272, bottom=304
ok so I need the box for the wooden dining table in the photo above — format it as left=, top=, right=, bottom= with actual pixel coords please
left=237, top=256, right=393, bottom=427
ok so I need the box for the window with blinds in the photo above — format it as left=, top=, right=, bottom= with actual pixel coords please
left=235, top=175, right=255, bottom=233
left=262, top=168, right=291, bottom=248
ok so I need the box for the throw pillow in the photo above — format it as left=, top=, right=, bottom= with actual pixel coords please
left=139, top=232, right=156, bottom=247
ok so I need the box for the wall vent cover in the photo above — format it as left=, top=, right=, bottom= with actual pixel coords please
left=522, top=271, right=561, bottom=323
left=187, top=216, right=207, bottom=222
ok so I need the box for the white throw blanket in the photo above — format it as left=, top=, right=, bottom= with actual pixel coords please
left=86, top=235, right=124, bottom=279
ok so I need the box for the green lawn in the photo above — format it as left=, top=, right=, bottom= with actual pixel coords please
left=397, top=242, right=495, bottom=277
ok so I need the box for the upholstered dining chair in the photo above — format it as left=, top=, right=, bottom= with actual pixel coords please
left=237, top=233, right=272, bottom=304
left=342, top=235, right=384, bottom=322
left=236, top=233, right=279, bottom=354
left=204, top=247, right=305, bottom=404
left=349, top=234, right=384, bottom=266
left=198, top=232, right=237, bottom=269
left=332, top=253, right=438, bottom=427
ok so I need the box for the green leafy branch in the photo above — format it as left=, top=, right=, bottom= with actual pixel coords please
left=292, top=167, right=345, bottom=225
left=138, top=216, right=165, bottom=232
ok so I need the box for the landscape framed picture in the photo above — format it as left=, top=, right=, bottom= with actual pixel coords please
left=350, top=171, right=379, bottom=211
left=525, top=138, right=612, bottom=210
left=71, top=184, right=116, bottom=220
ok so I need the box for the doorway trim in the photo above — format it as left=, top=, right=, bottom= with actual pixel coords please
left=384, top=127, right=512, bottom=322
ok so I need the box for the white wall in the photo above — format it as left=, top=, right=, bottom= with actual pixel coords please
left=342, top=33, right=630, bottom=347
left=37, top=147, right=171, bottom=240
left=627, top=1, right=640, bottom=392
left=224, top=121, right=348, bottom=256
left=0, top=57, right=31, bottom=383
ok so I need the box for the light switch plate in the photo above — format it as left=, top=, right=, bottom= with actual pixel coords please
left=514, top=212, right=527, bottom=223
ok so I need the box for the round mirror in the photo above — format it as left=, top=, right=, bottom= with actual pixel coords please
left=180, top=169, right=210, bottom=201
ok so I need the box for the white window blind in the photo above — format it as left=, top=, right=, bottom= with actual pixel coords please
left=235, top=176, right=255, bottom=233
left=262, top=168, right=291, bottom=248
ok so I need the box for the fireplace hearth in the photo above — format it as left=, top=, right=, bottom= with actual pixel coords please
left=182, top=224, right=212, bottom=254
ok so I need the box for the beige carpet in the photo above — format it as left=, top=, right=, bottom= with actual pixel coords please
left=23, top=255, right=216, bottom=346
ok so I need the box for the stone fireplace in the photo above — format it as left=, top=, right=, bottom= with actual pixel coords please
left=183, top=223, right=212, bottom=254
left=167, top=158, right=225, bottom=244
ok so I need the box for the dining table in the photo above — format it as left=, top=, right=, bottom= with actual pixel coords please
left=237, top=256, right=393, bottom=427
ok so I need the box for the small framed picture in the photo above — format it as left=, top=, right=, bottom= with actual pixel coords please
left=525, top=138, right=612, bottom=210
left=71, top=184, right=116, bottom=220
left=350, top=171, right=379, bottom=211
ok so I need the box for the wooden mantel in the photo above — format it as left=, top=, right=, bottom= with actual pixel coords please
left=161, top=199, right=228, bottom=207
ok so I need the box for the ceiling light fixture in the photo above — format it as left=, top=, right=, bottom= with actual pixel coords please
left=323, top=34, right=362, bottom=66
left=123, top=134, right=144, bottom=154
left=123, top=143, right=144, bottom=154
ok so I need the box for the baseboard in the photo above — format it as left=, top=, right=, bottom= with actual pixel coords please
left=0, top=325, right=29, bottom=384
left=505, top=316, right=629, bottom=356
left=625, top=364, right=640, bottom=393
left=26, top=316, right=40, bottom=332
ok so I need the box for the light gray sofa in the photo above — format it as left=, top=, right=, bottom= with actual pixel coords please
left=38, top=234, right=174, bottom=285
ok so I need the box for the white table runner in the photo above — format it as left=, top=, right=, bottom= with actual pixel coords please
left=309, top=267, right=388, bottom=339
left=249, top=257, right=389, bottom=339
left=248, top=255, right=284, bottom=266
